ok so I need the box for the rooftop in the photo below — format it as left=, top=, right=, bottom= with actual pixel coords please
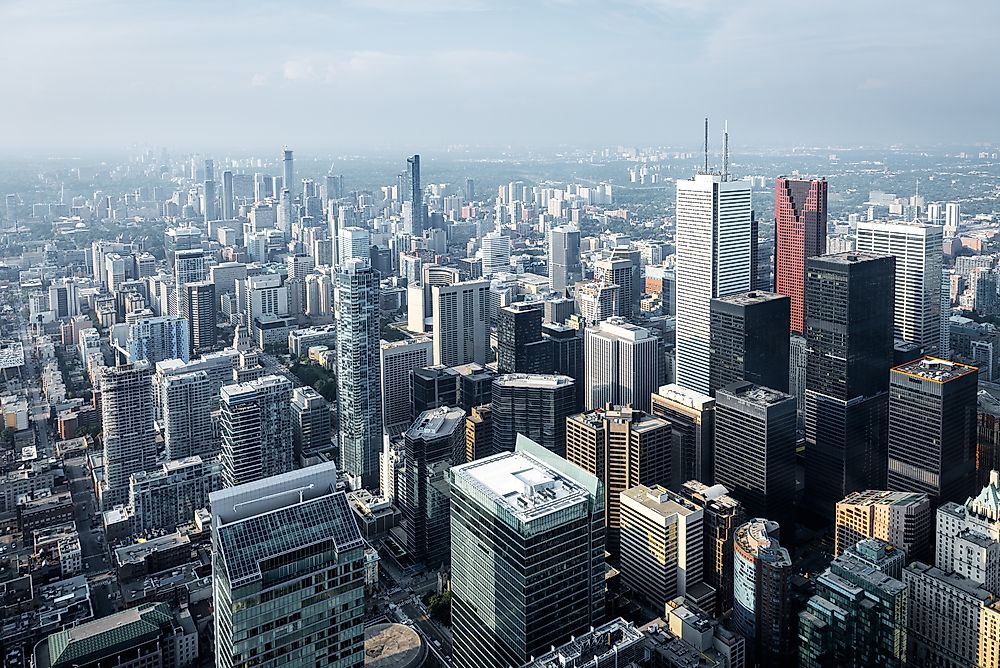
left=838, top=489, right=930, bottom=507
left=114, top=532, right=191, bottom=566
left=493, top=373, right=574, bottom=389
left=892, top=356, right=978, bottom=383
left=363, top=623, right=424, bottom=668
left=521, top=618, right=644, bottom=668
left=712, top=290, right=788, bottom=306
left=41, top=603, right=175, bottom=668
left=622, top=485, right=701, bottom=519
left=717, top=381, right=793, bottom=406
left=904, top=561, right=997, bottom=601
left=654, top=384, right=715, bottom=410
left=405, top=405, right=465, bottom=440
left=812, top=250, right=893, bottom=265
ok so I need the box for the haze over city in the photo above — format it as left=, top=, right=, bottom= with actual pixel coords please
left=3, top=0, right=1000, bottom=153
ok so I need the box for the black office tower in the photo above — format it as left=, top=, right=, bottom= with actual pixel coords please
left=491, top=374, right=576, bottom=456
left=497, top=302, right=552, bottom=375
left=888, top=357, right=978, bottom=505
left=709, top=291, right=790, bottom=396
left=185, top=280, right=217, bottom=357
left=714, top=382, right=797, bottom=527
left=542, top=322, right=585, bottom=410
left=804, top=252, right=895, bottom=517
left=406, top=154, right=424, bottom=236
left=410, top=366, right=458, bottom=421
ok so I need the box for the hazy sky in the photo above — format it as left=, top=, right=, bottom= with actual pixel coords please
left=3, top=0, right=998, bottom=153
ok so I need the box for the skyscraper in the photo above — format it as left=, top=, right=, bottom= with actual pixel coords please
left=714, top=382, right=797, bottom=526
left=125, top=314, right=190, bottom=365
left=678, top=480, right=745, bottom=615
left=675, top=173, right=753, bottom=395
left=944, top=201, right=960, bottom=238
left=219, top=375, right=293, bottom=488
left=594, top=256, right=637, bottom=320
left=774, top=177, right=828, bottom=335
left=380, top=337, right=433, bottom=436
left=496, top=302, right=551, bottom=374
left=480, top=230, right=511, bottom=277
left=651, top=384, right=716, bottom=486
left=211, top=463, right=366, bottom=668
left=431, top=279, right=489, bottom=367
left=203, top=158, right=216, bottom=222
left=406, top=154, right=423, bottom=236
left=401, top=406, right=464, bottom=568
left=934, top=471, right=1000, bottom=593
left=450, top=436, right=605, bottom=668
left=184, top=280, right=217, bottom=357
left=620, top=484, right=707, bottom=615
left=335, top=259, right=382, bottom=489
left=338, top=226, right=370, bottom=265
left=290, top=386, right=332, bottom=462
left=99, top=362, right=157, bottom=508
left=709, top=291, right=790, bottom=396
left=465, top=404, right=492, bottom=462
left=491, top=374, right=576, bottom=456
left=549, top=225, right=581, bottom=294
left=805, top=252, right=895, bottom=516
left=733, top=518, right=795, bottom=667
left=888, top=357, right=978, bottom=505
left=160, top=370, right=216, bottom=460
left=282, top=147, right=294, bottom=199
left=566, top=406, right=671, bottom=555
left=856, top=220, right=943, bottom=353
left=584, top=317, right=659, bottom=412
left=221, top=169, right=234, bottom=220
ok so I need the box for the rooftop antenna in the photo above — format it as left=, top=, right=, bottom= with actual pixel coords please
left=703, top=117, right=709, bottom=174
left=723, top=120, right=730, bottom=182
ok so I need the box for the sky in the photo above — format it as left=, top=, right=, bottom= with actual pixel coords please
left=2, top=0, right=999, bottom=154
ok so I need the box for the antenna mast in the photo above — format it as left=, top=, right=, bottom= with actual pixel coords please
left=703, top=117, right=709, bottom=174
left=723, top=120, right=729, bottom=182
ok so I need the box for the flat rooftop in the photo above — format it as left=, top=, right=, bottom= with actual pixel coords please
left=493, top=373, right=574, bottom=389
left=713, top=290, right=787, bottom=306
left=622, top=485, right=700, bottom=518
left=892, top=356, right=978, bottom=383
left=405, top=405, right=465, bottom=439
left=812, top=250, right=892, bottom=265
left=717, top=381, right=792, bottom=406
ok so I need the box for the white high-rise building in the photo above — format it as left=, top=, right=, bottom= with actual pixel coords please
left=480, top=231, right=511, bottom=277
left=549, top=225, right=581, bottom=293
left=160, top=370, right=216, bottom=460
left=99, top=362, right=158, bottom=508
left=856, top=220, right=943, bottom=352
left=380, top=337, right=433, bottom=436
left=431, top=279, right=489, bottom=367
left=240, top=273, right=288, bottom=343
left=926, top=202, right=943, bottom=224
left=219, top=374, right=293, bottom=488
left=339, top=226, right=370, bottom=265
left=125, top=315, right=190, bottom=366
left=944, top=202, right=961, bottom=238
left=675, top=174, right=753, bottom=394
left=335, top=259, right=382, bottom=489
left=584, top=316, right=659, bottom=412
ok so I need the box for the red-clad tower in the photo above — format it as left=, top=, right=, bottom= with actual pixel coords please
left=774, top=177, right=827, bottom=334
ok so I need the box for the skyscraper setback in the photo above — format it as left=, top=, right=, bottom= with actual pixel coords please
left=774, top=177, right=828, bottom=335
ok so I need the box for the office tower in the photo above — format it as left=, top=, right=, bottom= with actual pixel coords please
left=651, top=384, right=716, bottom=486
left=979, top=391, right=1000, bottom=488
left=856, top=220, right=943, bottom=352
left=34, top=603, right=199, bottom=668
left=281, top=146, right=294, bottom=197
left=543, top=322, right=584, bottom=406
left=799, top=539, right=908, bottom=668
left=211, top=463, right=365, bottom=668
left=335, top=259, right=382, bottom=489
left=577, top=281, right=620, bottom=325
left=465, top=404, right=492, bottom=462
left=935, top=471, right=1000, bottom=594
left=401, top=406, right=464, bottom=568
left=450, top=436, right=604, bottom=668
left=709, top=291, right=790, bottom=395
left=221, top=169, right=234, bottom=219
left=887, top=357, right=978, bottom=504
left=174, top=247, right=207, bottom=293
left=926, top=201, right=943, bottom=224
left=549, top=225, right=581, bottom=293
left=903, top=561, right=997, bottom=668
left=491, top=374, right=576, bottom=456
left=496, top=302, right=551, bottom=374
left=733, top=518, right=794, bottom=667
left=584, top=317, right=659, bottom=412
left=805, top=252, right=895, bottom=516
left=405, top=154, right=423, bottom=235
left=944, top=201, right=960, bottom=238
left=774, top=177, right=828, bottom=335
left=338, top=225, right=370, bottom=264
left=125, top=314, right=190, bottom=365
left=160, top=370, right=216, bottom=460
left=431, top=279, right=489, bottom=367
left=594, top=256, right=637, bottom=320
left=242, top=273, right=289, bottom=343
left=99, top=362, right=157, bottom=508
left=464, top=177, right=475, bottom=202
left=410, top=366, right=458, bottom=419
left=675, top=173, right=753, bottom=394
left=219, top=375, right=293, bottom=488
left=480, top=230, right=511, bottom=277
left=566, top=406, right=671, bottom=554
left=789, top=333, right=807, bottom=430
left=714, top=382, right=797, bottom=525
left=129, top=455, right=222, bottom=532
left=290, top=386, right=332, bottom=461
left=834, top=489, right=932, bottom=560
left=380, top=337, right=433, bottom=436
left=184, top=280, right=217, bottom=356
left=48, top=278, right=79, bottom=319
left=620, top=484, right=706, bottom=614
left=203, top=158, right=216, bottom=221
left=679, top=480, right=744, bottom=615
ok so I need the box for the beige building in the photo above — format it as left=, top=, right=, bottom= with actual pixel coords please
left=834, top=489, right=931, bottom=560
